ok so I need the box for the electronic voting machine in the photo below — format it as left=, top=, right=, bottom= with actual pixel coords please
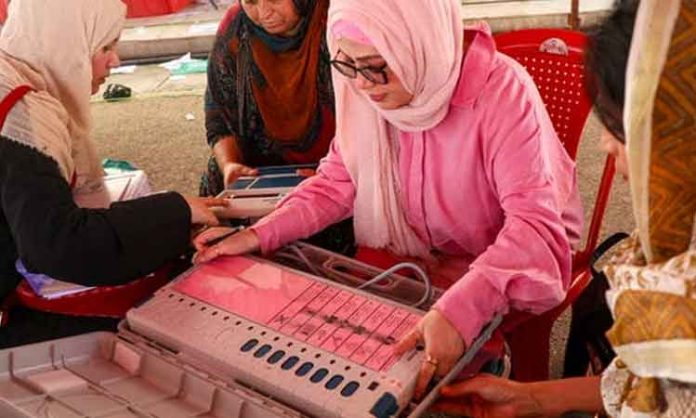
left=0, top=252, right=498, bottom=418
left=216, top=165, right=315, bottom=219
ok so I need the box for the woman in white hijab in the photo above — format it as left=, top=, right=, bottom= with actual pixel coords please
left=0, top=0, right=222, bottom=347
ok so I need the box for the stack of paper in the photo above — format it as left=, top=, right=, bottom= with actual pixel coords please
left=104, top=170, right=152, bottom=202
left=16, top=260, right=95, bottom=300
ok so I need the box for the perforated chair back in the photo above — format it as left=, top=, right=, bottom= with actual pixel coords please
left=495, top=29, right=592, bottom=159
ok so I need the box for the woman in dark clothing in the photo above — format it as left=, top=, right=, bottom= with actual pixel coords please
left=200, top=0, right=334, bottom=197
left=201, top=0, right=353, bottom=255
left=0, top=0, right=222, bottom=348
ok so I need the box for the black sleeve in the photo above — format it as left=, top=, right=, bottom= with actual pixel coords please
left=0, top=139, right=192, bottom=286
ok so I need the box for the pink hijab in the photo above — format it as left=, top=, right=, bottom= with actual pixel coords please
left=327, top=0, right=464, bottom=258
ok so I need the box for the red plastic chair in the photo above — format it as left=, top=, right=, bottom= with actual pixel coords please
left=122, top=0, right=193, bottom=18
left=0, top=0, right=8, bottom=25
left=494, top=29, right=616, bottom=381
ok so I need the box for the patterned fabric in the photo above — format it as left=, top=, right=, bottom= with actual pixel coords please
left=200, top=0, right=335, bottom=197
left=601, top=1, right=696, bottom=416
left=602, top=360, right=696, bottom=418
left=625, top=0, right=696, bottom=263
left=645, top=1, right=696, bottom=263
left=601, top=238, right=696, bottom=417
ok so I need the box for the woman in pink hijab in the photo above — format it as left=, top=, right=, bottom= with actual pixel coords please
left=195, top=0, right=583, bottom=396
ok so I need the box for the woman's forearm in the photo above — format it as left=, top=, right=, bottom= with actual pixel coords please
left=529, top=376, right=604, bottom=417
left=212, top=136, right=242, bottom=170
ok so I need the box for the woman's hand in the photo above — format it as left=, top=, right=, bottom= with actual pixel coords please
left=431, top=375, right=543, bottom=418
left=183, top=196, right=227, bottom=226
left=193, top=227, right=260, bottom=264
left=393, top=309, right=465, bottom=400
left=223, top=162, right=258, bottom=187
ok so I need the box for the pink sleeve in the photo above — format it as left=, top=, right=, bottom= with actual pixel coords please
left=251, top=140, right=356, bottom=253
left=434, top=69, right=575, bottom=346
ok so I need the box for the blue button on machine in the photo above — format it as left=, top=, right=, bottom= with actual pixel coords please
left=240, top=339, right=259, bottom=352
left=281, top=356, right=300, bottom=370
left=325, top=375, right=344, bottom=390
left=295, top=362, right=314, bottom=377
left=253, top=344, right=272, bottom=358
left=340, top=381, right=360, bottom=397
left=309, top=368, right=329, bottom=383
left=267, top=350, right=285, bottom=364
left=369, top=392, right=399, bottom=418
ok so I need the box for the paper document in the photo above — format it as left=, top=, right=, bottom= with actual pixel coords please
left=16, top=260, right=94, bottom=299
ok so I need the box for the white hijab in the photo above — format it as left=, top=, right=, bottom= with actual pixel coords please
left=0, top=0, right=126, bottom=208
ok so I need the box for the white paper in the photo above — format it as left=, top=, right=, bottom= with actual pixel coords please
left=111, top=65, right=137, bottom=74
left=159, top=53, right=192, bottom=71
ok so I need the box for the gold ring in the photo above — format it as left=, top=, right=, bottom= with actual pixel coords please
left=424, top=354, right=439, bottom=367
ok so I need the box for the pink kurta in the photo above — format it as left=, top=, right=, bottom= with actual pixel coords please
left=252, top=26, right=583, bottom=346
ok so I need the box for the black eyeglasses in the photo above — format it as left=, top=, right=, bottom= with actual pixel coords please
left=330, top=50, right=388, bottom=85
